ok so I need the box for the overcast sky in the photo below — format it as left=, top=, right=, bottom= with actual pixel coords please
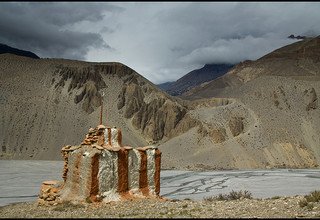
left=1, top=2, right=320, bottom=84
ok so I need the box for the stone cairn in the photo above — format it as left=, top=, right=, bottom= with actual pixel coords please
left=38, top=124, right=161, bottom=205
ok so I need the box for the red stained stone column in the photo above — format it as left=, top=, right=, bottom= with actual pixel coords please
left=70, top=151, right=82, bottom=197
left=138, top=150, right=149, bottom=196
left=117, top=148, right=129, bottom=193
left=61, top=151, right=69, bottom=182
left=90, top=153, right=100, bottom=201
left=97, top=132, right=105, bottom=146
left=117, top=129, right=122, bottom=146
left=154, top=149, right=161, bottom=196
left=107, top=128, right=111, bottom=145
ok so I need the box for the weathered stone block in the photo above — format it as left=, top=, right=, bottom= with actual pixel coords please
left=38, top=124, right=161, bottom=204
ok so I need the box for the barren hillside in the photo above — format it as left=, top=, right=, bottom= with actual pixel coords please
left=1, top=37, right=320, bottom=170
left=163, top=36, right=320, bottom=170
left=0, top=55, right=195, bottom=160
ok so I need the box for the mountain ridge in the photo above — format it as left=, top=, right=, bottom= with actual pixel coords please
left=1, top=37, right=320, bottom=171
left=0, top=43, right=40, bottom=59
left=158, top=63, right=234, bottom=96
left=183, top=36, right=320, bottom=99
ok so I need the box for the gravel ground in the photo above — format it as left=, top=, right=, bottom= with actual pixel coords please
left=1, top=196, right=320, bottom=218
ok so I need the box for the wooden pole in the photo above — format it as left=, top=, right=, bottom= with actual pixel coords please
left=106, top=94, right=108, bottom=127
left=100, top=95, right=103, bottom=125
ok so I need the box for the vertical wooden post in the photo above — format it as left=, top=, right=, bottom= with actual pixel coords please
left=100, top=96, right=103, bottom=125
left=106, top=96, right=110, bottom=126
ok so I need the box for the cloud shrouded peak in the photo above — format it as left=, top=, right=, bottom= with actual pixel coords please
left=87, top=2, right=320, bottom=83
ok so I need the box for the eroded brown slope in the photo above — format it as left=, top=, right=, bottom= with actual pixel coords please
left=160, top=36, right=320, bottom=170
left=0, top=54, right=197, bottom=160
left=1, top=37, right=320, bottom=170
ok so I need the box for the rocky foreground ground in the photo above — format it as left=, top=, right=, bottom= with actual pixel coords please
left=1, top=195, right=320, bottom=218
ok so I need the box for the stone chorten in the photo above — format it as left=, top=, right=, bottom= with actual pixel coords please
left=38, top=124, right=161, bottom=204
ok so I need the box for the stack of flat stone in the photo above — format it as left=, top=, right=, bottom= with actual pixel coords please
left=81, top=125, right=105, bottom=146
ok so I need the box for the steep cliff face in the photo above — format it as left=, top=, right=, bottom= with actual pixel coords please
left=53, top=63, right=134, bottom=113
left=117, top=76, right=198, bottom=142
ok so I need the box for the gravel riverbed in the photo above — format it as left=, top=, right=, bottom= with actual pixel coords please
left=1, top=196, right=320, bottom=218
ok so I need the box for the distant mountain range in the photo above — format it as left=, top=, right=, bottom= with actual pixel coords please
left=157, top=81, right=173, bottom=91
left=0, top=43, right=39, bottom=59
left=1, top=36, right=320, bottom=171
left=157, top=63, right=234, bottom=96
left=287, top=34, right=307, bottom=40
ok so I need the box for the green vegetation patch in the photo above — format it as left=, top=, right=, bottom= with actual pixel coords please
left=299, top=190, right=320, bottom=210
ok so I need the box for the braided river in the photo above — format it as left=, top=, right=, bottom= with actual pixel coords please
left=0, top=160, right=319, bottom=206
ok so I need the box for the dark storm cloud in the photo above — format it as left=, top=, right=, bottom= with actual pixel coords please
left=93, top=2, right=320, bottom=83
left=155, top=2, right=320, bottom=65
left=2, top=2, right=320, bottom=83
left=0, top=2, right=121, bottom=60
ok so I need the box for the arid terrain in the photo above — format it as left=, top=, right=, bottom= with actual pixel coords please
left=1, top=195, right=320, bottom=218
left=163, top=37, right=320, bottom=170
left=1, top=36, right=320, bottom=170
